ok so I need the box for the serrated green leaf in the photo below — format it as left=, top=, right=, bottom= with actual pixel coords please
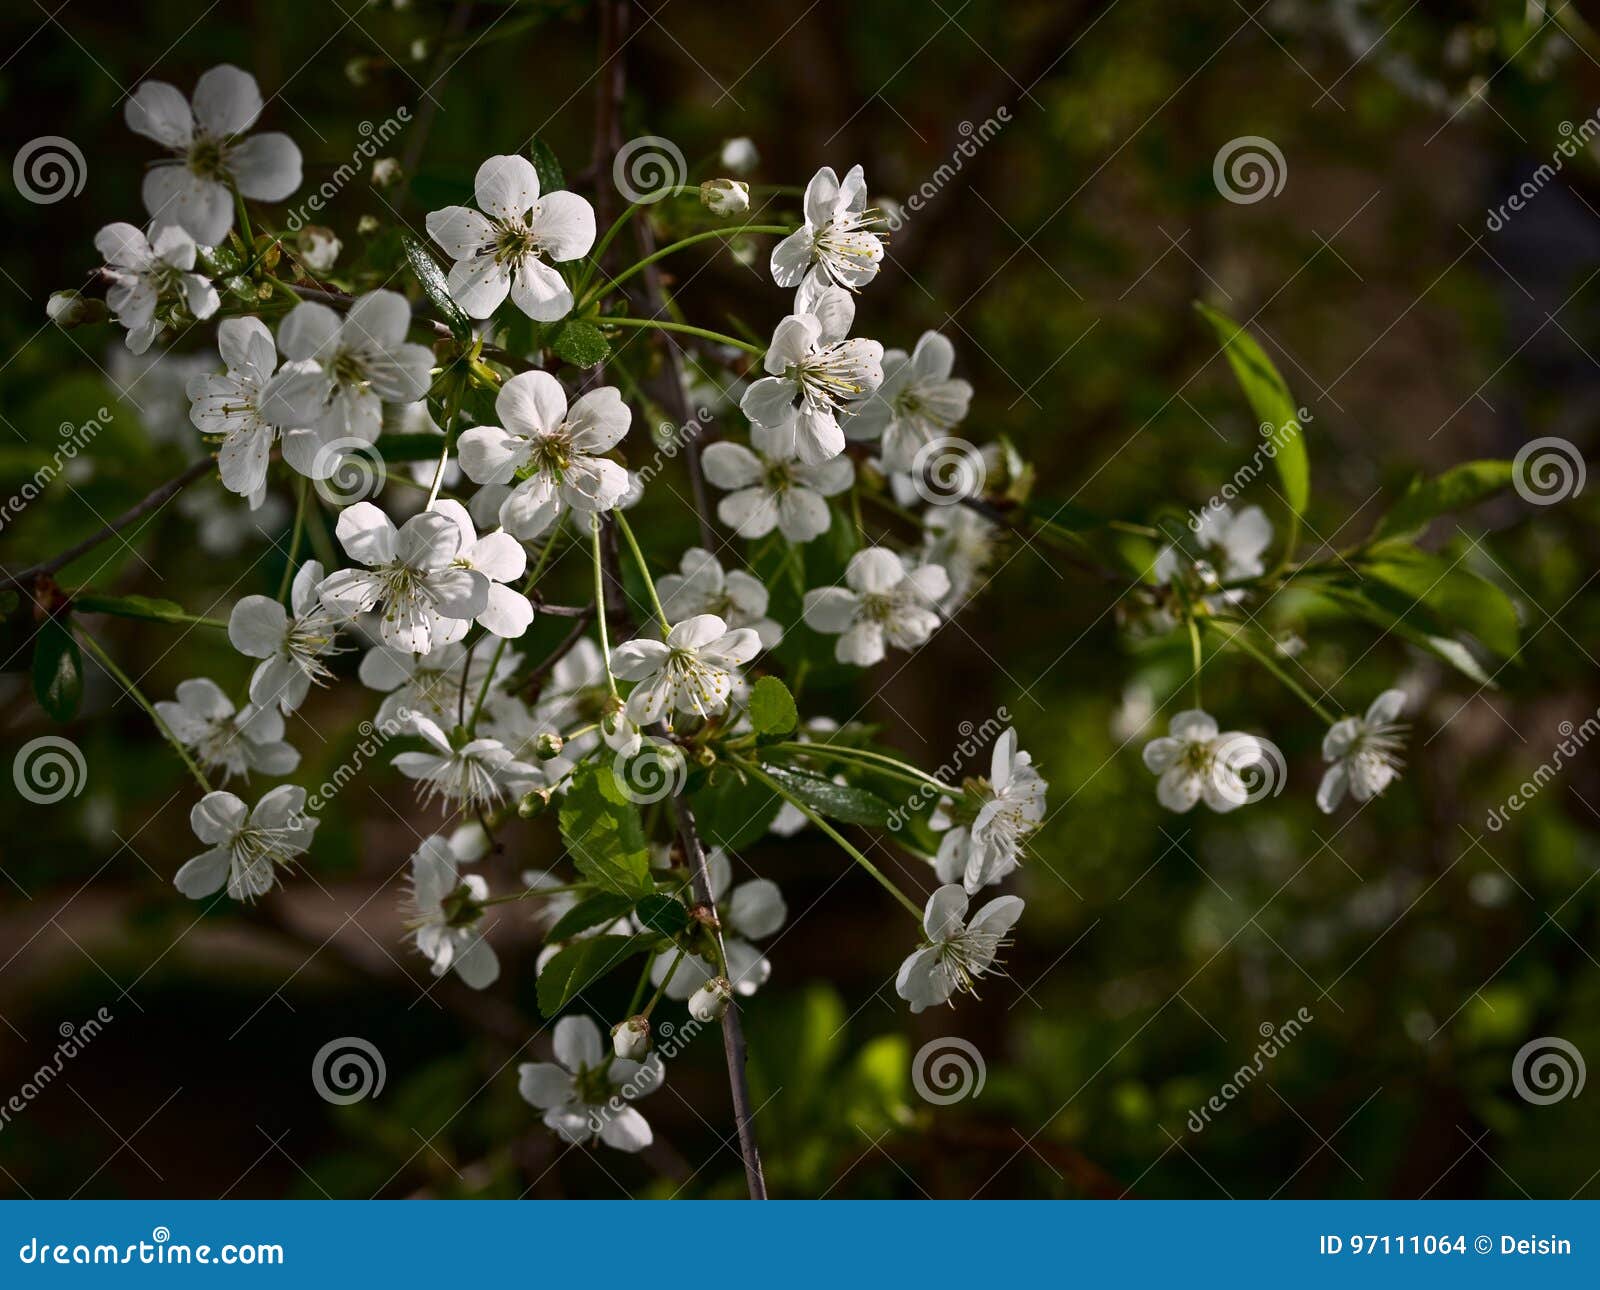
left=1373, top=460, right=1515, bottom=541
left=1358, top=545, right=1520, bottom=659
left=690, top=765, right=782, bottom=850
left=558, top=764, right=654, bottom=896
left=759, top=762, right=892, bottom=827
left=402, top=234, right=470, bottom=339
left=634, top=893, right=691, bottom=937
left=32, top=620, right=82, bottom=721
left=527, top=138, right=565, bottom=194
left=72, top=593, right=189, bottom=625
left=550, top=319, right=611, bottom=368
left=749, top=675, right=798, bottom=738
left=545, top=891, right=637, bottom=942
left=536, top=934, right=657, bottom=1017
left=1195, top=301, right=1310, bottom=522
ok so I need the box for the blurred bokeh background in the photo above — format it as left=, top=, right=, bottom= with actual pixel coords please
left=1, top=0, right=1598, bottom=1199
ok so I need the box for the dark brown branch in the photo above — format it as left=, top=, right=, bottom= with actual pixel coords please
left=1, top=456, right=214, bottom=590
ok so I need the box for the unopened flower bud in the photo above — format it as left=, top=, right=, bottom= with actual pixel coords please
left=371, top=157, right=403, bottom=189
left=535, top=730, right=565, bottom=760
left=719, top=137, right=758, bottom=175
left=700, top=179, right=750, bottom=216
left=46, top=291, right=106, bottom=329
left=297, top=226, right=341, bottom=274
left=688, top=976, right=733, bottom=1022
left=357, top=214, right=381, bottom=236
left=517, top=787, right=553, bottom=819
left=611, top=1015, right=651, bottom=1060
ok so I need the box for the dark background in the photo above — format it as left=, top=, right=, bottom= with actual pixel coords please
left=1, top=0, right=1598, bottom=1198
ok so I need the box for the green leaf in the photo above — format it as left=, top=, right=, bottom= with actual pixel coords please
left=549, top=319, right=611, bottom=368
left=1358, top=545, right=1520, bottom=659
left=558, top=764, right=654, bottom=897
left=1324, top=587, right=1497, bottom=688
left=690, top=765, right=782, bottom=851
left=1195, top=301, right=1310, bottom=521
left=72, top=593, right=190, bottom=625
left=749, top=675, right=798, bottom=738
left=1372, top=460, right=1515, bottom=541
left=527, top=138, right=565, bottom=194
left=536, top=934, right=657, bottom=1017
left=401, top=234, right=470, bottom=339
left=634, top=893, right=691, bottom=937
left=32, top=620, right=82, bottom=721
left=545, top=892, right=637, bottom=942
left=759, top=762, right=892, bottom=827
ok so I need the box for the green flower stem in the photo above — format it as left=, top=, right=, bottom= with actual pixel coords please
left=1208, top=619, right=1336, bottom=724
left=77, top=631, right=211, bottom=794
left=765, top=741, right=960, bottom=796
left=591, top=516, right=620, bottom=698
left=736, top=759, right=924, bottom=922
left=1187, top=615, right=1204, bottom=710
left=578, top=224, right=791, bottom=312
left=578, top=187, right=704, bottom=298
left=598, top=316, right=765, bottom=358
left=482, top=882, right=590, bottom=907
left=466, top=516, right=567, bottom=735
left=277, top=476, right=309, bottom=604
left=612, top=511, right=671, bottom=634
left=641, top=948, right=686, bottom=1020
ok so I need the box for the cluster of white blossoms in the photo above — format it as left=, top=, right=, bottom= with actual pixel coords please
left=66, top=86, right=1049, bottom=1161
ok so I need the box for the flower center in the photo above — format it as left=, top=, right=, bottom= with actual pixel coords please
left=186, top=133, right=230, bottom=181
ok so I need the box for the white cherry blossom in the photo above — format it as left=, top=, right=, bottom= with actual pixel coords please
left=851, top=331, right=973, bottom=471
left=457, top=370, right=631, bottom=532
left=126, top=64, right=302, bottom=246
left=393, top=716, right=539, bottom=813
left=431, top=499, right=534, bottom=639
left=1141, top=708, right=1262, bottom=814
left=426, top=154, right=595, bottom=321
left=934, top=728, right=1047, bottom=893
left=896, top=884, right=1024, bottom=1013
left=173, top=785, right=316, bottom=902
left=1154, top=504, right=1273, bottom=586
left=517, top=1015, right=664, bottom=1153
left=405, top=835, right=499, bottom=988
left=922, top=504, right=999, bottom=609
left=359, top=640, right=512, bottom=731
left=95, top=222, right=218, bottom=354
left=770, top=164, right=884, bottom=293
left=1318, top=689, right=1408, bottom=813
left=317, top=502, right=488, bottom=654
left=229, top=561, right=344, bottom=714
left=702, top=421, right=854, bottom=543
left=802, top=547, right=948, bottom=666
left=610, top=614, right=762, bottom=726
left=657, top=546, right=782, bottom=649
left=154, top=678, right=298, bottom=782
